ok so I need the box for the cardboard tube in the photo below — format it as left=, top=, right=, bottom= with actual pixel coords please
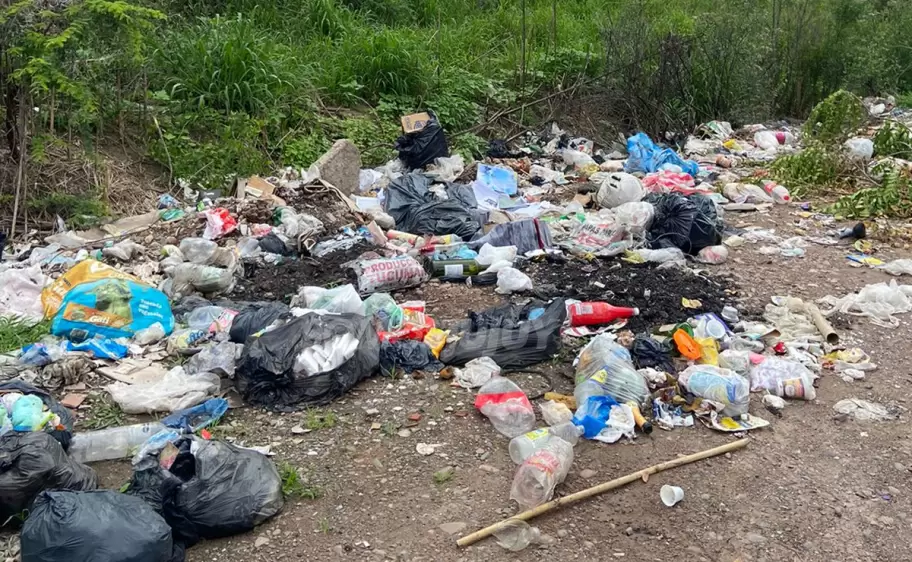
left=806, top=303, right=838, bottom=345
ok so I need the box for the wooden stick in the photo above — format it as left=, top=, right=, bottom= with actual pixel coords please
left=456, top=439, right=748, bottom=547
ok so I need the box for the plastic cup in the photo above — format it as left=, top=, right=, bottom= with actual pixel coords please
left=660, top=485, right=684, bottom=507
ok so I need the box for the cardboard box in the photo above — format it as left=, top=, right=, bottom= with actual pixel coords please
left=401, top=112, right=431, bottom=134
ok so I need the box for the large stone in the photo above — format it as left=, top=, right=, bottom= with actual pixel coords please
left=314, top=139, right=361, bottom=194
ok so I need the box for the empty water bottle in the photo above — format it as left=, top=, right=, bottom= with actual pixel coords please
left=573, top=335, right=649, bottom=408
left=509, top=437, right=574, bottom=509
left=678, top=365, right=749, bottom=416
left=474, top=377, right=536, bottom=438
left=68, top=422, right=167, bottom=464
left=493, top=520, right=542, bottom=552
left=508, top=422, right=582, bottom=464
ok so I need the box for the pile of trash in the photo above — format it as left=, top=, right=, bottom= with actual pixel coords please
left=0, top=103, right=908, bottom=557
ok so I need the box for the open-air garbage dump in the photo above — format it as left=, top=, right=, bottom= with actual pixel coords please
left=1, top=91, right=912, bottom=560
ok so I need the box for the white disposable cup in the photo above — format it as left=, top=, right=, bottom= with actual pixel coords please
left=660, top=485, right=684, bottom=507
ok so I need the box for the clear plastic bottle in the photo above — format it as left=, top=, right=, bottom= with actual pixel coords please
left=762, top=180, right=791, bottom=204
left=573, top=335, right=649, bottom=408
left=68, top=422, right=167, bottom=464
left=493, top=520, right=542, bottom=552
left=508, top=422, right=582, bottom=464
left=509, top=437, right=574, bottom=509
left=678, top=365, right=749, bottom=416
left=474, top=377, right=536, bottom=438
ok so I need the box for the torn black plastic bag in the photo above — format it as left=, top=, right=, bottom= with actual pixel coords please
left=229, top=301, right=289, bottom=343
left=0, top=432, right=97, bottom=521
left=645, top=193, right=722, bottom=255
left=129, top=436, right=283, bottom=547
left=632, top=334, right=676, bottom=373
left=21, top=490, right=175, bottom=562
left=440, top=299, right=566, bottom=369
left=0, top=381, right=75, bottom=449
left=383, top=172, right=481, bottom=240
left=235, top=312, right=380, bottom=408
left=395, top=112, right=449, bottom=169
left=379, top=341, right=443, bottom=377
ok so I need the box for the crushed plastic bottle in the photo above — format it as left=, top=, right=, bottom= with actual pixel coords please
left=509, top=436, right=574, bottom=509
left=474, top=377, right=536, bottom=438
left=68, top=422, right=167, bottom=463
left=678, top=365, right=750, bottom=416
left=493, top=520, right=543, bottom=552
left=762, top=180, right=791, bottom=204
left=508, top=422, right=582, bottom=464
left=749, top=357, right=817, bottom=400
left=573, top=335, right=649, bottom=408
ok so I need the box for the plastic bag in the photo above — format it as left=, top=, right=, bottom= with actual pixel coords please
left=351, top=255, right=429, bottom=295
left=561, top=149, right=597, bottom=172
left=167, top=263, right=235, bottom=297
left=160, top=398, right=228, bottom=433
left=22, top=491, right=174, bottom=562
left=100, top=239, right=145, bottom=262
left=631, top=334, right=675, bottom=373
left=0, top=381, right=76, bottom=448
left=0, top=265, right=46, bottom=323
left=383, top=173, right=480, bottom=239
left=441, top=299, right=566, bottom=369
left=596, top=172, right=645, bottom=209
left=646, top=193, right=723, bottom=255
left=678, top=365, right=749, bottom=416
left=844, top=137, right=874, bottom=160
left=628, top=247, right=686, bottom=264
left=496, top=267, right=533, bottom=294
left=379, top=341, right=443, bottom=377
left=134, top=323, right=167, bottom=345
left=129, top=436, right=283, bottom=546
left=695, top=245, right=729, bottom=264
left=474, top=377, right=536, bottom=438
left=882, top=259, right=912, bottom=276
left=749, top=358, right=817, bottom=400
left=362, top=293, right=403, bottom=331
left=625, top=132, right=700, bottom=176
left=540, top=400, right=573, bottom=426
left=274, top=207, right=323, bottom=239
left=454, top=356, right=501, bottom=389
left=41, top=260, right=140, bottom=319
left=562, top=219, right=629, bottom=257
left=0, top=432, right=97, bottom=521
left=722, top=183, right=773, bottom=204
left=179, top=237, right=238, bottom=268
left=395, top=112, right=449, bottom=169
left=296, top=284, right=365, bottom=315
left=573, top=335, right=650, bottom=408
left=614, top=202, right=655, bottom=235
left=202, top=208, right=238, bottom=240
left=106, top=367, right=220, bottom=414
left=229, top=302, right=288, bottom=343
left=754, top=130, right=779, bottom=151
left=718, top=349, right=751, bottom=375
left=818, top=280, right=912, bottom=328
left=236, top=312, right=379, bottom=408
left=185, top=341, right=243, bottom=377
left=476, top=244, right=517, bottom=266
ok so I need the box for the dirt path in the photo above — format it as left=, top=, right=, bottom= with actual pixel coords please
left=93, top=206, right=912, bottom=562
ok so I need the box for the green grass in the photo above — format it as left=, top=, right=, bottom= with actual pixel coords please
left=303, top=408, right=337, bottom=430
left=82, top=394, right=126, bottom=430
left=0, top=318, right=51, bottom=354
left=433, top=466, right=454, bottom=485
left=26, top=193, right=108, bottom=229
left=279, top=463, right=324, bottom=500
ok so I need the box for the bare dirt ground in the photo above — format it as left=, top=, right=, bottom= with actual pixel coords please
left=89, top=205, right=912, bottom=562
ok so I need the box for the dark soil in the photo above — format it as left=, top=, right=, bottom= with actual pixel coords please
left=277, top=185, right=361, bottom=233
left=230, top=241, right=370, bottom=302
left=524, top=256, right=735, bottom=332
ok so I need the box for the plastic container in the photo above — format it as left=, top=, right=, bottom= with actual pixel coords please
left=678, top=365, right=750, bottom=416
left=749, top=358, right=817, bottom=400
left=474, top=377, right=536, bottom=438
left=508, top=422, right=582, bottom=464
left=674, top=329, right=702, bottom=360
left=509, top=437, right=574, bottom=509
left=68, top=422, right=167, bottom=463
left=762, top=181, right=791, bottom=204
left=573, top=335, right=649, bottom=408
left=568, top=302, right=639, bottom=327
left=363, top=293, right=403, bottom=331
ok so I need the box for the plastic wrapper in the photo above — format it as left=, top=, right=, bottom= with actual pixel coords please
left=0, top=432, right=97, bottom=521
left=129, top=435, right=283, bottom=546
left=625, top=132, right=700, bottom=176
left=844, top=137, right=874, bottom=160
left=0, top=381, right=75, bottom=448
left=168, top=263, right=235, bottom=297
left=718, top=349, right=751, bottom=375
left=678, top=364, right=749, bottom=416
left=382, top=172, right=480, bottom=239
left=187, top=305, right=237, bottom=333
left=695, top=245, right=729, bottom=264
left=379, top=341, right=443, bottom=377
left=0, top=265, right=46, bottom=322
left=100, top=239, right=145, bottom=261
left=454, top=356, right=501, bottom=389
left=723, top=183, right=773, bottom=204
left=395, top=112, right=449, bottom=169
left=236, top=312, right=379, bottom=408
left=562, top=219, right=629, bottom=257
left=614, top=202, right=655, bottom=235
left=595, top=172, right=645, bottom=209
left=185, top=341, right=244, bottom=377
left=474, top=377, right=535, bottom=438
left=749, top=358, right=817, bottom=400
left=441, top=299, right=566, bottom=369
left=202, top=207, right=238, bottom=240
left=21, top=491, right=174, bottom=562
left=160, top=398, right=228, bottom=433
left=573, top=335, right=650, bottom=408
left=818, top=280, right=912, bottom=328
left=229, top=302, right=288, bottom=343
left=106, top=367, right=220, bottom=414
left=495, top=267, right=533, bottom=294
left=351, top=255, right=429, bottom=295
left=295, top=284, right=365, bottom=315
left=646, top=193, right=723, bottom=255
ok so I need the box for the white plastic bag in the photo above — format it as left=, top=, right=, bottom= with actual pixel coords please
left=718, top=349, right=751, bottom=375
left=426, top=154, right=465, bottom=183
left=496, top=268, right=533, bottom=294
left=295, top=284, right=364, bottom=315
left=881, top=259, right=912, bottom=276
left=844, top=137, right=874, bottom=161
left=106, top=367, right=219, bottom=414
left=476, top=244, right=517, bottom=266
left=0, top=266, right=47, bottom=322
left=754, top=130, right=779, bottom=151
left=561, top=149, right=596, bottom=171
left=593, top=404, right=636, bottom=444
left=749, top=358, right=817, bottom=400
left=695, top=245, right=729, bottom=265
left=101, top=239, right=145, bottom=261
left=613, top=202, right=655, bottom=235
left=630, top=247, right=685, bottom=264
left=596, top=173, right=645, bottom=209
left=818, top=280, right=912, bottom=327
left=455, top=357, right=501, bottom=389
left=723, top=183, right=773, bottom=204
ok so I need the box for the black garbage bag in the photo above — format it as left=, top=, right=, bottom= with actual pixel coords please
left=129, top=436, right=283, bottom=547
left=229, top=301, right=289, bottom=343
left=646, top=193, right=722, bottom=255
left=0, top=432, right=97, bottom=521
left=258, top=232, right=295, bottom=256
left=379, top=341, right=443, bottom=377
left=631, top=334, right=675, bottom=373
left=236, top=312, right=380, bottom=408
left=21, top=490, right=175, bottom=562
left=383, top=172, right=481, bottom=239
left=395, top=112, right=449, bottom=169
left=468, top=219, right=554, bottom=255
left=0, top=382, right=74, bottom=449
left=440, top=299, right=566, bottom=369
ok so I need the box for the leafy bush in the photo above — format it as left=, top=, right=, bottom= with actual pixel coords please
left=803, top=90, right=866, bottom=142
left=770, top=145, right=847, bottom=196
left=28, top=193, right=108, bottom=228
left=873, top=122, right=912, bottom=160
left=326, top=28, right=429, bottom=101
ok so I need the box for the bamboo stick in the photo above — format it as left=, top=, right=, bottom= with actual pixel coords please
left=456, top=439, right=748, bottom=547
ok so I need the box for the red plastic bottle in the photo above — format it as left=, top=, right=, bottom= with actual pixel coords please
left=568, top=302, right=639, bottom=326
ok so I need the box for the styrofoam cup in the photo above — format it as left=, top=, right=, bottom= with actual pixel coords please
left=660, top=485, right=684, bottom=507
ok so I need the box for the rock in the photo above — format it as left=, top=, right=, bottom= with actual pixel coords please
left=557, top=529, right=569, bottom=538
left=745, top=532, right=766, bottom=544
left=333, top=545, right=345, bottom=557
left=580, top=469, right=597, bottom=479
left=365, top=408, right=380, bottom=416
left=584, top=541, right=595, bottom=549
left=291, top=425, right=306, bottom=434
left=478, top=464, right=499, bottom=473
left=439, top=522, right=467, bottom=535
left=625, top=527, right=633, bottom=536
left=397, top=429, right=412, bottom=438
left=313, top=139, right=361, bottom=195
left=254, top=537, right=270, bottom=548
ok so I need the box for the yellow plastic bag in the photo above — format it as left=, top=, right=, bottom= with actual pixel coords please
left=42, top=260, right=141, bottom=319
left=423, top=328, right=449, bottom=358
left=697, top=337, right=719, bottom=366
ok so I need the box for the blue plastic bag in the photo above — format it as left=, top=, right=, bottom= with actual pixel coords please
left=625, top=132, right=700, bottom=177
left=65, top=338, right=129, bottom=360
left=572, top=395, right=620, bottom=439
left=51, top=278, right=174, bottom=340
left=161, top=398, right=228, bottom=433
